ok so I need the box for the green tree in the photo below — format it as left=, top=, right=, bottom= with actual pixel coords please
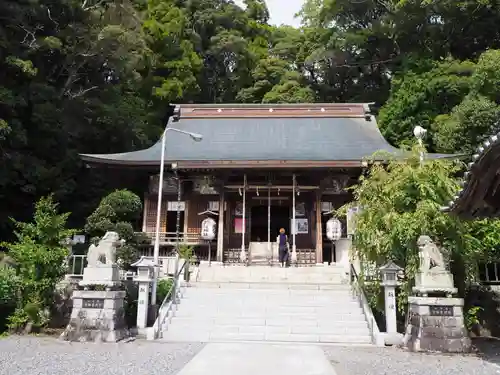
left=1, top=195, right=76, bottom=331
left=378, top=50, right=500, bottom=153
left=338, top=148, right=496, bottom=307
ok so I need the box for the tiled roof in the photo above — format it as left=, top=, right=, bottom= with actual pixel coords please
left=80, top=103, right=453, bottom=168
left=442, top=131, right=500, bottom=217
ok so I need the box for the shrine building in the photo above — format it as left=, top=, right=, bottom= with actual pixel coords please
left=80, top=103, right=449, bottom=266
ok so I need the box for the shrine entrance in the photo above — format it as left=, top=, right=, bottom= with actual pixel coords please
left=250, top=204, right=290, bottom=242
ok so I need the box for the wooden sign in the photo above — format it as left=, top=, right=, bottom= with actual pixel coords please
left=149, top=175, right=180, bottom=194
left=82, top=298, right=105, bottom=309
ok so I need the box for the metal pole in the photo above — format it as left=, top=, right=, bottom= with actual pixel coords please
left=292, top=174, right=297, bottom=265
left=173, top=170, right=181, bottom=299
left=418, top=138, right=424, bottom=165
left=208, top=241, right=211, bottom=266
left=151, top=129, right=166, bottom=307
left=268, top=184, right=271, bottom=265
left=240, top=174, right=247, bottom=263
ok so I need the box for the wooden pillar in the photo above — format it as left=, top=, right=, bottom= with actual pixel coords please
left=217, top=190, right=225, bottom=262
left=142, top=193, right=149, bottom=232
left=240, top=174, right=247, bottom=262
left=183, top=193, right=189, bottom=236
left=315, top=190, right=323, bottom=264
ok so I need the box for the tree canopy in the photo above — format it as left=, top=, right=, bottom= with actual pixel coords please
left=1, top=0, right=500, bottom=245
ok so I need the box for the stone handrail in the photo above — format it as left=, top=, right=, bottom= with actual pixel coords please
left=149, top=260, right=187, bottom=340
left=350, top=263, right=384, bottom=346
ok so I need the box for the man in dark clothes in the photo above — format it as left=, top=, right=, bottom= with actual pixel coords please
left=277, top=228, right=289, bottom=267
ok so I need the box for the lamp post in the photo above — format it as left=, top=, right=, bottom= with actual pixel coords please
left=413, top=126, right=427, bottom=165
left=150, top=127, right=203, bottom=308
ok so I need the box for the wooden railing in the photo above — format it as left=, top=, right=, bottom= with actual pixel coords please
left=140, top=232, right=203, bottom=245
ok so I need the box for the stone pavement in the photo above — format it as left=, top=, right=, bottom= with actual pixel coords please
left=1, top=336, right=500, bottom=375
left=176, top=342, right=337, bottom=375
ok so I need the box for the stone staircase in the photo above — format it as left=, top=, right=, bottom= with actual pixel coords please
left=160, top=264, right=373, bottom=345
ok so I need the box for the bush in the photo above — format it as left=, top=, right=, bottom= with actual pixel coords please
left=84, top=189, right=144, bottom=270
left=156, top=278, right=173, bottom=305
left=1, top=195, right=75, bottom=332
left=123, top=281, right=138, bottom=328
left=0, top=266, right=19, bottom=332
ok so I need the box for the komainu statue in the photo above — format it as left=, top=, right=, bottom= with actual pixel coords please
left=86, top=232, right=125, bottom=267
left=417, top=235, right=446, bottom=272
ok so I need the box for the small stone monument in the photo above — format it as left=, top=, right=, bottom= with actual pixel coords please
left=132, top=256, right=155, bottom=329
left=403, top=235, right=471, bottom=353
left=60, top=232, right=129, bottom=342
left=379, top=261, right=404, bottom=346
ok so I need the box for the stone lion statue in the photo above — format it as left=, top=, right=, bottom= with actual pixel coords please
left=417, top=235, right=446, bottom=272
left=86, top=231, right=125, bottom=267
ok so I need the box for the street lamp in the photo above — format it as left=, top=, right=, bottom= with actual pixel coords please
left=150, top=127, right=203, bottom=308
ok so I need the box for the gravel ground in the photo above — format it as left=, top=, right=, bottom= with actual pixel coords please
left=324, top=345, right=500, bottom=375
left=2, top=336, right=500, bottom=375
left=0, top=336, right=205, bottom=375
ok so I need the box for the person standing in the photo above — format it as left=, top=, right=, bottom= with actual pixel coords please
left=276, top=228, right=289, bottom=267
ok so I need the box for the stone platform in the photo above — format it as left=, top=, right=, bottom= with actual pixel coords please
left=404, top=296, right=471, bottom=353
left=61, top=289, right=129, bottom=342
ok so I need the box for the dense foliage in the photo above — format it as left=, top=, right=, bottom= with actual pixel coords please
left=0, top=196, right=75, bottom=331
left=1, top=0, right=500, bottom=299
left=339, top=147, right=500, bottom=303
left=1, top=0, right=500, bottom=244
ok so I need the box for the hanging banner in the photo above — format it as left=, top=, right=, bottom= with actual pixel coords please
left=291, top=218, right=309, bottom=234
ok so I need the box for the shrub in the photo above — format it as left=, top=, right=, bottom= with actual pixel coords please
left=156, top=278, right=174, bottom=304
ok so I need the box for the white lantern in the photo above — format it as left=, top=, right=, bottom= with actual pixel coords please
left=201, top=217, right=217, bottom=240
left=326, top=218, right=342, bottom=241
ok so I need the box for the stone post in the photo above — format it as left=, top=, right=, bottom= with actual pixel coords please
left=132, top=257, right=155, bottom=329
left=379, top=261, right=404, bottom=345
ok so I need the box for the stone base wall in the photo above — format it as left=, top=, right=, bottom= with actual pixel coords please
left=60, top=290, right=129, bottom=342
left=404, top=296, right=471, bottom=353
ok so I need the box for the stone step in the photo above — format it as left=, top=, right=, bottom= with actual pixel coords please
left=166, top=316, right=369, bottom=328
left=164, top=322, right=370, bottom=336
left=176, top=304, right=364, bottom=314
left=172, top=310, right=366, bottom=321
left=189, top=282, right=349, bottom=290
left=161, top=330, right=372, bottom=344
left=185, top=285, right=353, bottom=293
left=179, top=300, right=360, bottom=308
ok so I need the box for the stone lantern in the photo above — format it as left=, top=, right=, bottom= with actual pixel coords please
left=379, top=261, right=403, bottom=345
left=132, top=256, right=155, bottom=329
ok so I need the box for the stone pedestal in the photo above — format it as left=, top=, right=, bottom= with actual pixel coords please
left=80, top=265, right=121, bottom=287
left=60, top=232, right=129, bottom=342
left=60, top=289, right=128, bottom=342
left=404, top=296, right=471, bottom=353
left=413, top=271, right=457, bottom=296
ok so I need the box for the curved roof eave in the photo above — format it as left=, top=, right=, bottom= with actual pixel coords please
left=442, top=131, right=500, bottom=216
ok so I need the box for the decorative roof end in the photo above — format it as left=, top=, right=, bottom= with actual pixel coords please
left=172, top=105, right=181, bottom=122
